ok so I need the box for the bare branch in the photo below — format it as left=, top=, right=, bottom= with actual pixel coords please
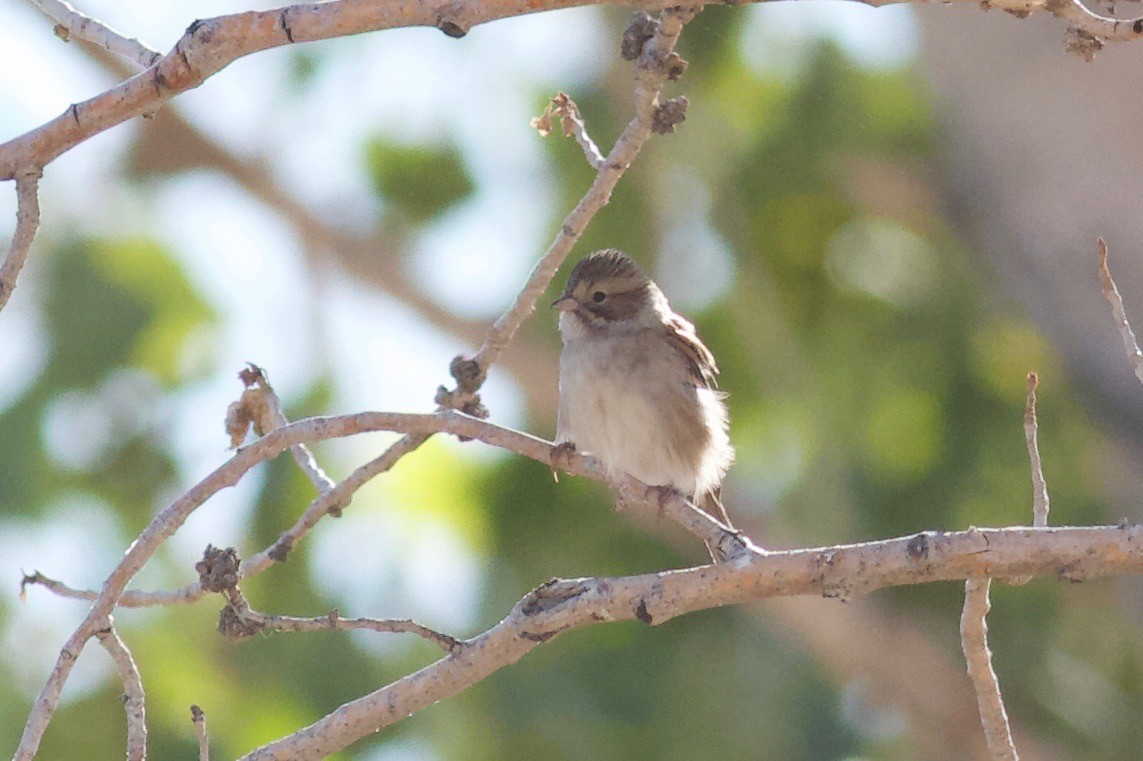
left=532, top=92, right=606, bottom=169
left=30, top=0, right=161, bottom=67
left=226, top=364, right=339, bottom=499
left=21, top=569, right=205, bottom=608
left=23, top=409, right=740, bottom=610
left=259, top=432, right=431, bottom=566
left=94, top=624, right=147, bottom=761
left=21, top=396, right=1143, bottom=757
left=1024, top=372, right=1050, bottom=528
left=1098, top=238, right=1143, bottom=387
left=0, top=0, right=697, bottom=183
left=191, top=544, right=461, bottom=652
left=190, top=705, right=210, bottom=761
left=224, top=598, right=462, bottom=653
left=237, top=526, right=1143, bottom=759
left=2, top=0, right=1142, bottom=181
left=1052, top=0, right=1143, bottom=41
left=0, top=172, right=43, bottom=312
left=960, top=577, right=1018, bottom=760
left=465, top=7, right=696, bottom=382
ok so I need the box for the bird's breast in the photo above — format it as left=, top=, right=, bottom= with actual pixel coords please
left=557, top=331, right=723, bottom=493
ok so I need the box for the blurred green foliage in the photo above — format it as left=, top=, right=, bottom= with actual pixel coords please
left=364, top=138, right=475, bottom=225
left=2, top=6, right=1140, bottom=761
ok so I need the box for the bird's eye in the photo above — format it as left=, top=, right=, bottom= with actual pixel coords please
left=592, top=291, right=606, bottom=303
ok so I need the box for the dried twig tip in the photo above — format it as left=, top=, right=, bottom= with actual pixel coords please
left=620, top=12, right=659, bottom=61
left=238, top=362, right=266, bottom=388
left=1097, top=236, right=1143, bottom=387
left=1024, top=369, right=1050, bottom=531
left=1064, top=26, right=1104, bottom=61
left=651, top=96, right=688, bottom=134
left=191, top=704, right=210, bottom=761
left=195, top=545, right=241, bottom=593
left=663, top=52, right=689, bottom=81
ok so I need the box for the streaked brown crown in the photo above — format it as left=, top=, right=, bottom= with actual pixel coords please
left=565, top=249, right=648, bottom=293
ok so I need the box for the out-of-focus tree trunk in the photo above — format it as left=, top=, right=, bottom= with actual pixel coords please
left=919, top=5, right=1143, bottom=441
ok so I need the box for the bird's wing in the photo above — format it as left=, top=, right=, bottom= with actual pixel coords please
left=663, top=312, right=719, bottom=389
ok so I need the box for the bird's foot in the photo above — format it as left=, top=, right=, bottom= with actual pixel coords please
left=549, top=441, right=578, bottom=482
left=645, top=484, right=685, bottom=515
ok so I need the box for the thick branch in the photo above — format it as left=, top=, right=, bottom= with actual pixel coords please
left=1050, top=0, right=1143, bottom=41
left=21, top=403, right=1143, bottom=758
left=0, top=172, right=42, bottom=312
left=960, top=578, right=1018, bottom=760
left=240, top=524, right=1143, bottom=759
left=0, top=0, right=696, bottom=182
left=95, top=624, right=147, bottom=761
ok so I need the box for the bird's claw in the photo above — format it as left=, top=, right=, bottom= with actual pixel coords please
left=645, top=484, right=684, bottom=513
left=550, top=441, right=578, bottom=482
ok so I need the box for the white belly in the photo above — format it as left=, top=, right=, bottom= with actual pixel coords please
left=556, top=329, right=730, bottom=496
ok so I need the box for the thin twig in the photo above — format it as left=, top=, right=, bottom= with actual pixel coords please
left=1098, top=238, right=1143, bottom=387
left=30, top=0, right=162, bottom=67
left=95, top=624, right=147, bottom=761
left=532, top=92, right=606, bottom=168
left=1024, top=372, right=1050, bottom=528
left=226, top=596, right=462, bottom=653
left=960, top=578, right=1019, bottom=760
left=462, top=7, right=696, bottom=382
left=0, top=172, right=43, bottom=312
left=226, top=364, right=339, bottom=499
left=191, top=705, right=210, bottom=761
left=259, top=432, right=430, bottom=563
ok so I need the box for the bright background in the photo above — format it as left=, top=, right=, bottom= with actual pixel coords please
left=2, top=1, right=1142, bottom=759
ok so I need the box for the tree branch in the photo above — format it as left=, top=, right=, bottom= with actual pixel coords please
left=22, top=408, right=744, bottom=606
left=21, top=402, right=1143, bottom=758
left=532, top=92, right=607, bottom=169
left=30, top=0, right=162, bottom=67
left=0, top=172, right=42, bottom=312
left=0, top=0, right=692, bottom=183
left=1098, top=238, right=1143, bottom=388
left=238, top=524, right=1143, bottom=759
left=960, top=578, right=1018, bottom=760
left=1024, top=372, right=1050, bottom=528
left=464, top=7, right=696, bottom=380
left=224, top=599, right=462, bottom=653
left=190, top=705, right=210, bottom=761
left=192, top=544, right=461, bottom=652
left=94, top=624, right=147, bottom=761
left=225, top=364, right=338, bottom=500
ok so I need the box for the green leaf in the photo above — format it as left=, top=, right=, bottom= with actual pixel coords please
left=363, top=138, right=475, bottom=224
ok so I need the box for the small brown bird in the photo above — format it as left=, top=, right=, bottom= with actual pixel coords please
left=553, top=249, right=735, bottom=528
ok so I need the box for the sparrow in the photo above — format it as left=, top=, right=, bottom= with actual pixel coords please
left=553, top=249, right=735, bottom=529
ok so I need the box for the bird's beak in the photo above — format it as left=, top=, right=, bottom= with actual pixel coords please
left=552, top=294, right=578, bottom=312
